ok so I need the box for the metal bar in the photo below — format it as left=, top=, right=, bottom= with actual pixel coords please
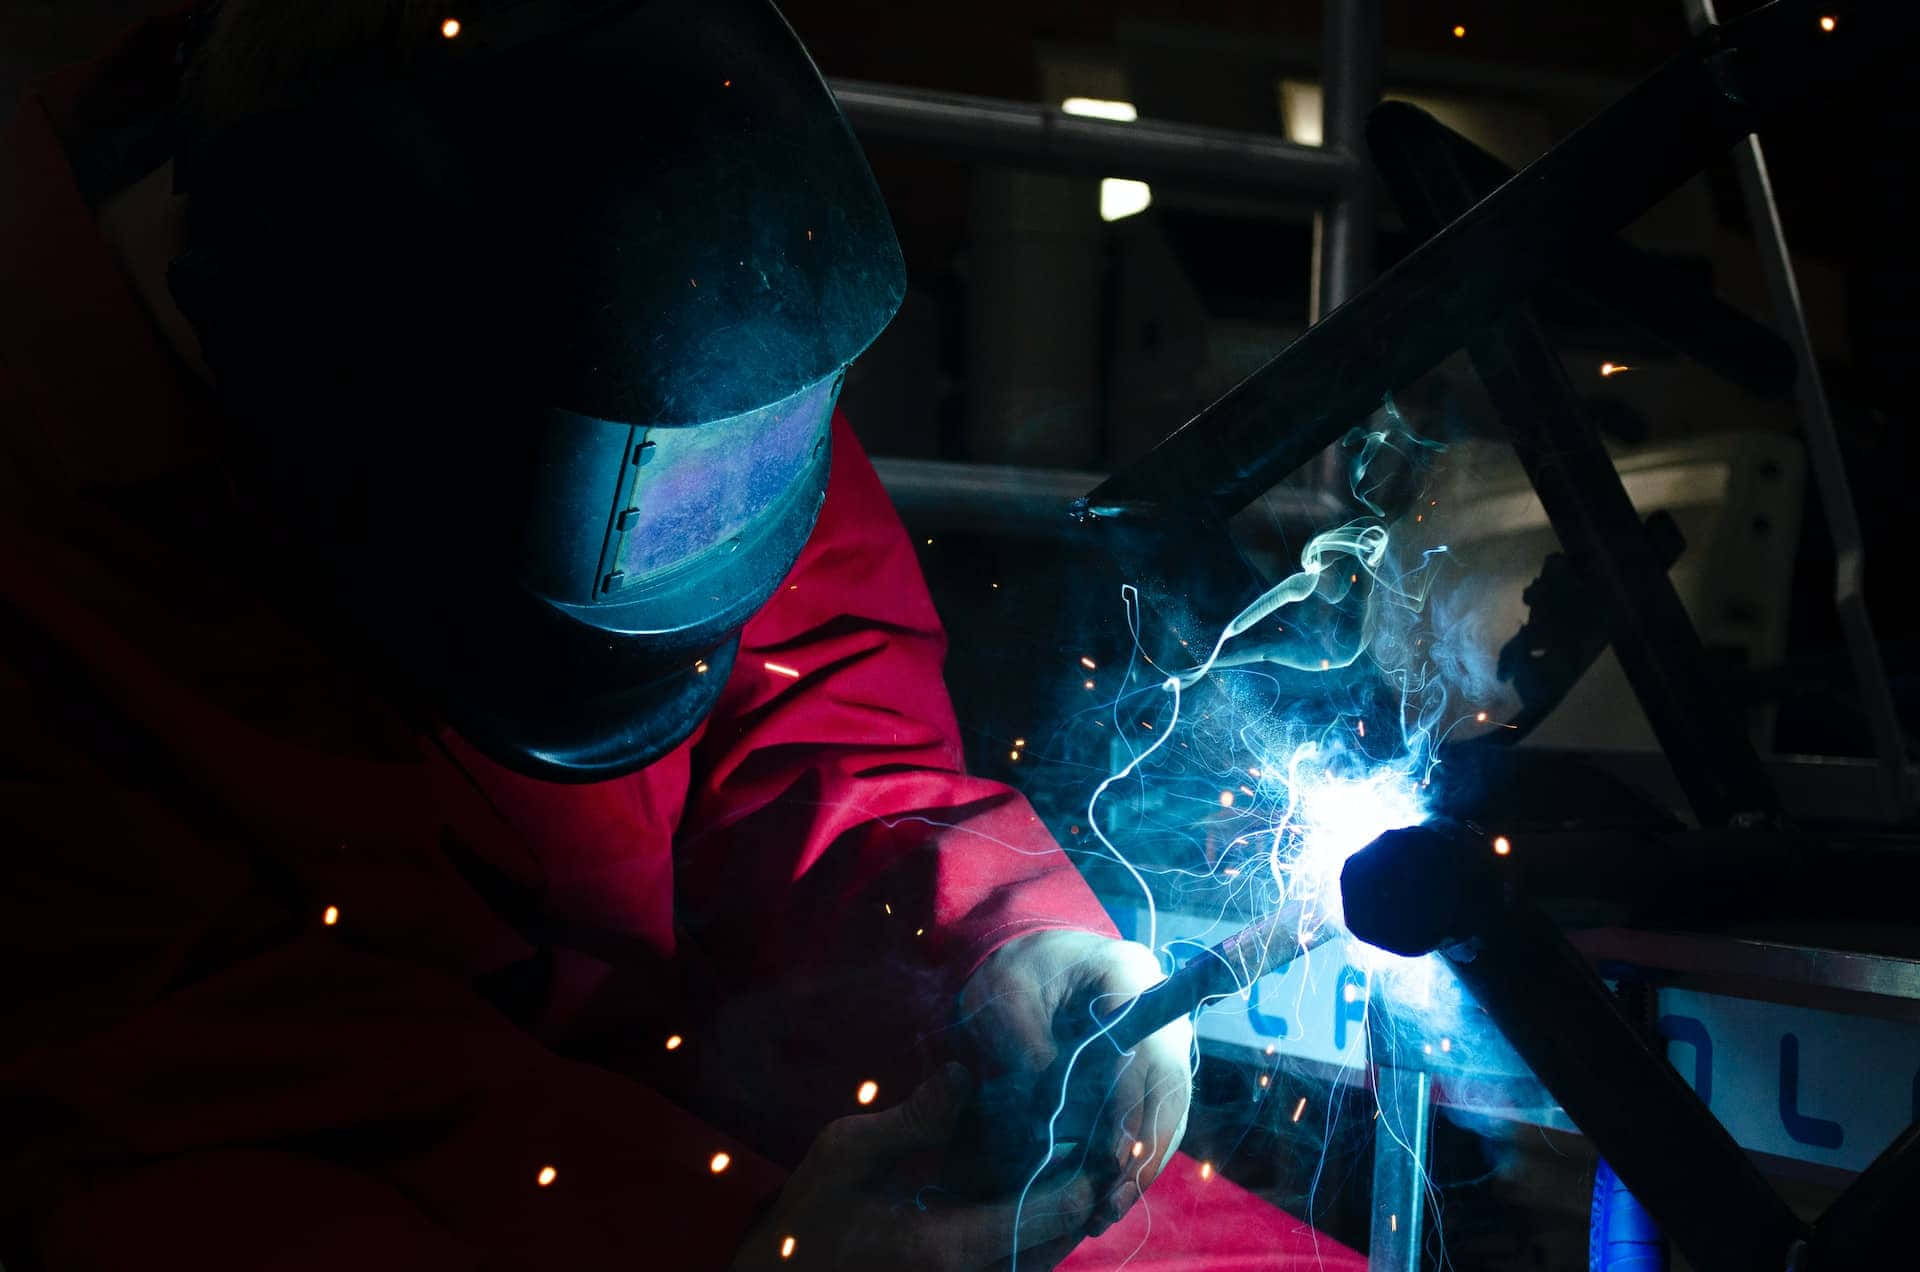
left=871, top=456, right=1343, bottom=534
left=1339, top=824, right=1810, bottom=1270
left=1683, top=0, right=1911, bottom=822
left=1312, top=0, right=1384, bottom=319
left=1813, top=1122, right=1920, bottom=1266
left=1569, top=928, right=1920, bottom=1005
left=1369, top=1064, right=1431, bottom=1271
left=1416, top=116, right=1797, bottom=399
left=1448, top=904, right=1809, bottom=1271
left=828, top=79, right=1360, bottom=197
left=1371, top=103, right=1776, bottom=825
left=1086, top=0, right=1920, bottom=521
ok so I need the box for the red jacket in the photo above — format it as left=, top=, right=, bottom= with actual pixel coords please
left=1, top=20, right=1368, bottom=1272
left=0, top=19, right=1112, bottom=1269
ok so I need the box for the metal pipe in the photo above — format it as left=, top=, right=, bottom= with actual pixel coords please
left=1369, top=101, right=1777, bottom=825
left=829, top=79, right=1360, bottom=197
left=1682, top=0, right=1911, bottom=822
left=1340, top=822, right=1812, bottom=1271
left=1368, top=1064, right=1432, bottom=1272
left=870, top=456, right=1343, bottom=535
left=1313, top=0, right=1384, bottom=319
left=1086, top=0, right=1920, bottom=521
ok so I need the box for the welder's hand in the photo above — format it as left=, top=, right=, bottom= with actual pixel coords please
left=953, top=930, right=1193, bottom=1236
left=731, top=1062, right=1101, bottom=1271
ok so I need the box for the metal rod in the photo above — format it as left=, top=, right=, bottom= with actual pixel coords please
left=1683, top=0, right=1911, bottom=822
left=1408, top=113, right=1797, bottom=399
left=1310, top=0, right=1385, bottom=495
left=1086, top=0, right=1919, bottom=521
left=1341, top=823, right=1810, bottom=1271
left=1312, top=0, right=1384, bottom=320
left=1368, top=1064, right=1432, bottom=1272
left=870, top=456, right=1343, bottom=535
left=829, top=79, right=1360, bottom=197
left=1370, top=101, right=1777, bottom=825
left=1812, top=1122, right=1920, bottom=1266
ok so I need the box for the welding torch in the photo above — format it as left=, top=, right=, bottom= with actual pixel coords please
left=946, top=896, right=1335, bottom=1196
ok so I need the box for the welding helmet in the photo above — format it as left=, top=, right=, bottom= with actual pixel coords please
left=167, top=0, right=905, bottom=781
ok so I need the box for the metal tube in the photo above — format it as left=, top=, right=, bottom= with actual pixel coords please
left=1440, top=902, right=1811, bottom=1272
left=1086, top=0, right=1920, bottom=521
left=1368, top=1064, right=1431, bottom=1272
left=829, top=79, right=1359, bottom=197
left=1313, top=0, right=1384, bottom=319
left=1369, top=101, right=1777, bottom=825
left=1682, top=0, right=1911, bottom=822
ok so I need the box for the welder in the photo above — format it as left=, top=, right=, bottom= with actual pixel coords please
left=0, top=2, right=1363, bottom=1268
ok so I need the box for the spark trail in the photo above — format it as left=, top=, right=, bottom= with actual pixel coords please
left=1008, top=408, right=1486, bottom=1268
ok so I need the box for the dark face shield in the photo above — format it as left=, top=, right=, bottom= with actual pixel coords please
left=168, top=0, right=905, bottom=780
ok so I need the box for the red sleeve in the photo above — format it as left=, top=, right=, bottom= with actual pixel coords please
left=674, top=414, right=1115, bottom=1079
left=0, top=781, right=786, bottom=1272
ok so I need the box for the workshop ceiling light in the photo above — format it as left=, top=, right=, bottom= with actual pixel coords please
left=1100, top=178, right=1153, bottom=222
left=1061, top=97, right=1138, bottom=122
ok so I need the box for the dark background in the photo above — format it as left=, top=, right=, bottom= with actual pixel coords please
left=6, top=2, right=1913, bottom=1266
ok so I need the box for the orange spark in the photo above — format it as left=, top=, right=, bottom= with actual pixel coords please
left=1219, top=791, right=1235, bottom=808
left=1600, top=361, right=1632, bottom=377
left=693, top=659, right=709, bottom=675
left=1292, top=1096, right=1307, bottom=1122
left=1084, top=679, right=1096, bottom=690
left=856, top=1080, right=879, bottom=1106
left=322, top=905, right=339, bottom=926
left=1009, top=750, right=1021, bottom=761
left=441, top=17, right=462, bottom=38
left=1080, top=655, right=1097, bottom=670
left=1451, top=24, right=1466, bottom=38
left=1493, top=835, right=1512, bottom=856
left=665, top=1034, right=684, bottom=1051
left=709, top=1152, right=732, bottom=1174
left=536, top=1164, right=557, bottom=1187
left=1819, top=15, right=1836, bottom=31
left=764, top=661, right=800, bottom=679
left=1132, top=1140, right=1145, bottom=1159
left=1259, top=1074, right=1270, bottom=1088
left=780, top=1236, right=797, bottom=1260
left=1199, top=1161, right=1214, bottom=1181
left=1476, top=710, right=1489, bottom=723
left=1357, top=720, right=1366, bottom=738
